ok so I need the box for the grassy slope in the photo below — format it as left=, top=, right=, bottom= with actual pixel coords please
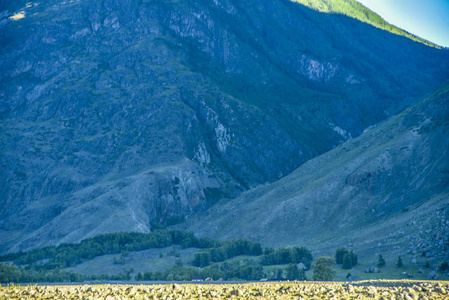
left=186, top=84, right=449, bottom=258
left=70, top=246, right=199, bottom=276
left=293, top=0, right=440, bottom=48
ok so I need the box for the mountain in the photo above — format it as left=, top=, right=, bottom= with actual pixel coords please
left=186, top=84, right=449, bottom=258
left=0, top=0, right=448, bottom=253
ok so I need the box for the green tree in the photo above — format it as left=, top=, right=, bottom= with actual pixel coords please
left=291, top=247, right=313, bottom=268
left=286, top=263, right=306, bottom=280
left=143, top=271, right=153, bottom=280
left=341, top=251, right=357, bottom=269
left=335, top=248, right=349, bottom=264
left=377, top=254, right=386, bottom=268
left=342, top=254, right=353, bottom=269
left=286, top=264, right=300, bottom=280
left=135, top=272, right=143, bottom=281
left=276, top=268, right=284, bottom=280
left=175, top=258, right=183, bottom=267
left=313, top=257, right=336, bottom=281
left=192, top=251, right=211, bottom=267
left=0, top=263, right=21, bottom=283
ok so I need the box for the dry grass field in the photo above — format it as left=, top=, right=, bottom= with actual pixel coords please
left=1, top=280, right=448, bottom=299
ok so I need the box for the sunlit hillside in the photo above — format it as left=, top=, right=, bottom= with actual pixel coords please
left=293, top=0, right=439, bottom=47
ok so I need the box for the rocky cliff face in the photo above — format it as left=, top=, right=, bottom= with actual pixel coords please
left=187, top=84, right=449, bottom=258
left=0, top=0, right=448, bottom=252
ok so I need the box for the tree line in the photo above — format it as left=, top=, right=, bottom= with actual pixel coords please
left=3, top=230, right=396, bottom=283
left=192, top=240, right=263, bottom=267
left=0, top=229, right=217, bottom=271
left=261, top=247, right=313, bottom=268
left=136, top=260, right=308, bottom=282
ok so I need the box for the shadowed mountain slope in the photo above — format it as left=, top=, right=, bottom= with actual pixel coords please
left=186, top=84, right=449, bottom=257
left=0, top=0, right=448, bottom=253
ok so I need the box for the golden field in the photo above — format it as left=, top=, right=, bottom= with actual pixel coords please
left=1, top=280, right=448, bottom=299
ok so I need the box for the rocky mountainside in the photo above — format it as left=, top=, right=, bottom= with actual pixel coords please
left=0, top=0, right=448, bottom=253
left=187, top=84, right=449, bottom=259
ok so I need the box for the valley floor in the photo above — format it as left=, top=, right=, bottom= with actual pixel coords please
left=1, top=280, right=448, bottom=299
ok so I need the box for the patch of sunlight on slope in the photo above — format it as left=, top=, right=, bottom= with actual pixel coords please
left=291, top=0, right=440, bottom=48
left=9, top=12, right=26, bottom=21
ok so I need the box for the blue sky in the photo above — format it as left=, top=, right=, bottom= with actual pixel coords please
left=356, top=0, right=449, bottom=48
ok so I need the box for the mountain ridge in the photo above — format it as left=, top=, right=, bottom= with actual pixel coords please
left=293, top=0, right=440, bottom=48
left=1, top=0, right=448, bottom=254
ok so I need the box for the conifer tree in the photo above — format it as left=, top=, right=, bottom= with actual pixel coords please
left=377, top=254, right=386, bottom=268
left=343, top=254, right=353, bottom=269
left=397, top=256, right=403, bottom=268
